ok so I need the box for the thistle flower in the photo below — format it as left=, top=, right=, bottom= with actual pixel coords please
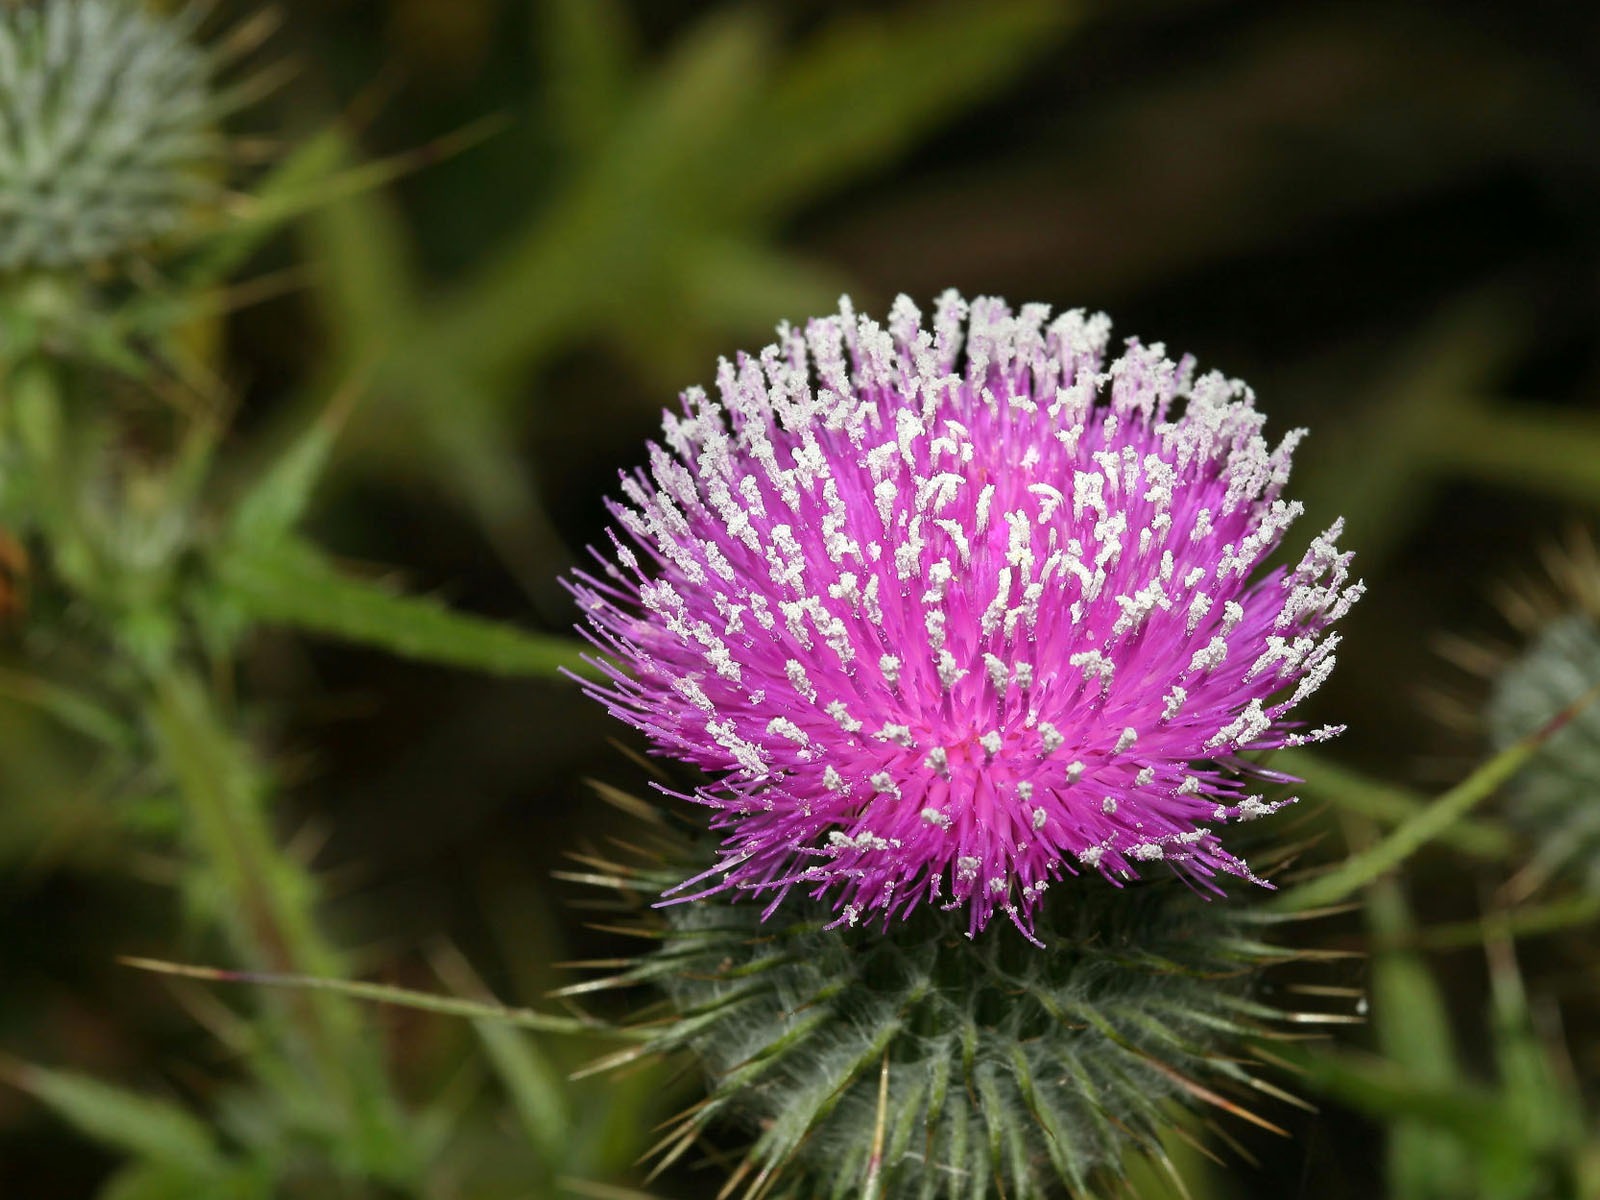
left=0, top=0, right=222, bottom=271
left=571, top=293, right=1362, bottom=937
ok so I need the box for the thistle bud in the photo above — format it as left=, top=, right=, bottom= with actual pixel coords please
left=0, top=0, right=221, bottom=271
left=1488, top=607, right=1600, bottom=892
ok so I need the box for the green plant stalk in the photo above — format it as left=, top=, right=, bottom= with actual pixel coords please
left=120, top=955, right=645, bottom=1038
left=4, top=356, right=92, bottom=587
left=147, top=669, right=419, bottom=1184
left=1366, top=870, right=1470, bottom=1200
left=1274, top=683, right=1599, bottom=912
left=1393, top=893, right=1600, bottom=953
left=1275, top=750, right=1515, bottom=861
left=1431, top=402, right=1600, bottom=508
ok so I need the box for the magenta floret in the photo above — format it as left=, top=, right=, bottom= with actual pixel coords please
left=569, top=293, right=1362, bottom=939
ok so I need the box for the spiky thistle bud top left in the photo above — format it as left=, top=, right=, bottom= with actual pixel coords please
left=569, top=293, right=1363, bottom=938
left=0, top=0, right=220, bottom=271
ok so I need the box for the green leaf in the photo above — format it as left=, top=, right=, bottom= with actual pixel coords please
left=1366, top=878, right=1470, bottom=1200
left=217, top=537, right=593, bottom=679
left=180, top=128, right=346, bottom=286
left=228, top=380, right=364, bottom=546
left=716, top=0, right=1078, bottom=226
left=1, top=1060, right=225, bottom=1174
left=1431, top=403, right=1600, bottom=509
left=1278, top=1045, right=1507, bottom=1143
left=181, top=121, right=498, bottom=288
left=1483, top=927, right=1584, bottom=1163
left=146, top=673, right=419, bottom=1179
left=538, top=0, right=637, bottom=155
left=1274, top=686, right=1598, bottom=912
left=98, top=1162, right=264, bottom=1200
left=471, top=1019, right=572, bottom=1168
left=1402, top=893, right=1600, bottom=952
left=0, top=665, right=134, bottom=751
left=1277, top=749, right=1515, bottom=861
left=430, top=947, right=573, bottom=1170
left=298, top=137, right=423, bottom=358
left=425, top=7, right=773, bottom=384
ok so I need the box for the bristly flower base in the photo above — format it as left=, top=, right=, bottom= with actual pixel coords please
left=562, top=817, right=1347, bottom=1200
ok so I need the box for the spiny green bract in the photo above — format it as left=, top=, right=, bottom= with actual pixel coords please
left=0, top=0, right=219, bottom=271
left=1488, top=612, right=1600, bottom=891
left=583, top=847, right=1304, bottom=1199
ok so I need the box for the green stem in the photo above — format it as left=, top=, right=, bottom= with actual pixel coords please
left=147, top=669, right=418, bottom=1184
left=1275, top=683, right=1599, bottom=912
left=1430, top=402, right=1600, bottom=508
left=120, top=955, right=643, bottom=1039
left=1392, top=893, right=1600, bottom=952
left=1275, top=750, right=1515, bottom=861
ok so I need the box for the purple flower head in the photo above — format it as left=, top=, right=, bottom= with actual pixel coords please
left=570, top=293, right=1362, bottom=939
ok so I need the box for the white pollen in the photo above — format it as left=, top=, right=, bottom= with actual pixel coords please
left=1221, top=600, right=1245, bottom=634
left=1037, top=722, right=1065, bottom=753
left=869, top=771, right=900, bottom=796
left=825, top=699, right=863, bottom=733
left=873, top=479, right=898, bottom=528
left=1102, top=796, right=1118, bottom=814
left=1031, top=807, right=1048, bottom=830
left=1114, top=727, right=1138, bottom=753
left=975, top=483, right=996, bottom=533
left=979, top=730, right=1003, bottom=757
left=924, top=747, right=950, bottom=774
left=935, top=519, right=971, bottom=566
left=1130, top=843, right=1165, bottom=861
left=920, top=807, right=952, bottom=829
left=937, top=648, right=966, bottom=689
left=785, top=659, right=816, bottom=702
left=1209, top=697, right=1271, bottom=749
left=1187, top=635, right=1229, bottom=675
left=767, top=717, right=810, bottom=745
left=1161, top=686, right=1187, bottom=720
left=1066, top=760, right=1086, bottom=783
left=1135, top=767, right=1155, bottom=786
left=1070, top=649, right=1115, bottom=690
left=880, top=654, right=902, bottom=688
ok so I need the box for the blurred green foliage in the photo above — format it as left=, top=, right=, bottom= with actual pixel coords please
left=2, top=0, right=1600, bottom=1197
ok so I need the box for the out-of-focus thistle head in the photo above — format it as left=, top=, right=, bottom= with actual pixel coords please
left=569, top=293, right=1362, bottom=938
left=565, top=815, right=1340, bottom=1200
left=0, top=0, right=237, bottom=271
left=1474, top=532, right=1600, bottom=893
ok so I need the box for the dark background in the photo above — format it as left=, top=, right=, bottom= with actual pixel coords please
left=5, top=0, right=1600, bottom=1195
